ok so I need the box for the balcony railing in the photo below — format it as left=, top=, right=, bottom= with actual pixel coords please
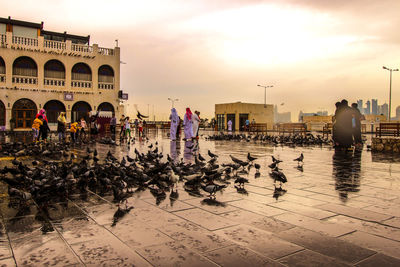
left=0, top=74, right=5, bottom=83
left=12, top=75, right=38, bottom=85
left=72, top=43, right=93, bottom=53
left=12, top=36, right=38, bottom=47
left=44, top=78, right=65, bottom=87
left=98, top=82, right=114, bottom=89
left=98, top=47, right=114, bottom=56
left=0, top=34, right=6, bottom=47
left=44, top=40, right=66, bottom=50
left=71, top=80, right=92, bottom=88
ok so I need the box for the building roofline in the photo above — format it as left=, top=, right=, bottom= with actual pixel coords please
left=41, top=30, right=90, bottom=42
left=0, top=16, right=43, bottom=29
left=215, top=102, right=273, bottom=106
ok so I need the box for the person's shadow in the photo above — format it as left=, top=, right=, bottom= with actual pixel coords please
left=332, top=149, right=361, bottom=202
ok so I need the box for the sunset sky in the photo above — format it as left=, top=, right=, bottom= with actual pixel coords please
left=2, top=0, right=400, bottom=120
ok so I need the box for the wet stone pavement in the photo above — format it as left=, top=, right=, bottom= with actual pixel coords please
left=1, top=131, right=400, bottom=266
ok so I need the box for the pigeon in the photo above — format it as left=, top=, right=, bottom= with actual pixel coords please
left=247, top=153, right=257, bottom=162
left=234, top=177, right=249, bottom=188
left=208, top=150, right=218, bottom=158
left=271, top=156, right=282, bottom=164
left=293, top=153, right=304, bottom=166
left=254, top=163, right=261, bottom=174
left=201, top=183, right=226, bottom=199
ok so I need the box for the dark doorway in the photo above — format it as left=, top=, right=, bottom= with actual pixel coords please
left=0, top=100, right=5, bottom=127
left=71, top=101, right=91, bottom=123
left=239, top=113, right=249, bottom=131
left=98, top=102, right=115, bottom=115
left=12, top=98, right=37, bottom=128
left=44, top=100, right=66, bottom=124
left=227, top=114, right=236, bottom=131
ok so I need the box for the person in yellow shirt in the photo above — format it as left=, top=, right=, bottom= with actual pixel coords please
left=70, top=121, right=78, bottom=143
left=32, top=115, right=43, bottom=142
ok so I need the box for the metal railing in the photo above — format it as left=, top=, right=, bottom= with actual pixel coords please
left=0, top=34, right=6, bottom=47
left=98, top=47, right=114, bottom=56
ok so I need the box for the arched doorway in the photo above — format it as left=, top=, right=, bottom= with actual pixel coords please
left=71, top=101, right=91, bottom=123
left=98, top=102, right=115, bottom=116
left=12, top=99, right=37, bottom=128
left=0, top=100, right=5, bottom=127
left=43, top=100, right=66, bottom=124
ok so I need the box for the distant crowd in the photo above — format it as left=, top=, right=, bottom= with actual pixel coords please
left=332, top=99, right=365, bottom=149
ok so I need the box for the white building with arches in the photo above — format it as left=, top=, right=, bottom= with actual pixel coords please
left=0, top=16, right=122, bottom=130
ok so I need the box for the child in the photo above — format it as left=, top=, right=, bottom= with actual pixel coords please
left=70, top=121, right=78, bottom=143
left=80, top=117, right=87, bottom=140
left=32, top=115, right=43, bottom=142
left=138, top=120, right=143, bottom=137
left=125, top=117, right=131, bottom=139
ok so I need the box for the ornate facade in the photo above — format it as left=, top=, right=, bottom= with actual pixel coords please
left=0, top=16, right=121, bottom=130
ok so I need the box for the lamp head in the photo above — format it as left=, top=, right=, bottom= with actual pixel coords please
left=257, top=84, right=261, bottom=87
left=394, top=69, right=399, bottom=72
left=383, top=66, right=388, bottom=70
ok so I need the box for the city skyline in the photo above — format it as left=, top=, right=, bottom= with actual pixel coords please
left=2, top=0, right=400, bottom=121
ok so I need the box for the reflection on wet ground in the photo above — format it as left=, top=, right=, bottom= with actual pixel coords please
left=0, top=130, right=400, bottom=266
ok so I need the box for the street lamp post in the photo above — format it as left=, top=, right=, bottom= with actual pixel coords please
left=257, top=84, right=273, bottom=107
left=383, top=66, right=399, bottom=121
left=168, top=98, right=179, bottom=108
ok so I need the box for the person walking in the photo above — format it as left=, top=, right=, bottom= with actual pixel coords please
left=227, top=119, right=233, bottom=132
left=119, top=114, right=125, bottom=138
left=80, top=117, right=87, bottom=141
left=183, top=108, right=194, bottom=141
left=32, top=115, right=43, bottom=142
left=125, top=117, right=131, bottom=139
left=335, top=99, right=354, bottom=149
left=57, top=112, right=66, bottom=142
left=36, top=109, right=48, bottom=140
left=40, top=117, right=50, bottom=142
left=169, top=108, right=179, bottom=141
left=70, top=121, right=78, bottom=143
left=192, top=110, right=200, bottom=140
left=110, top=115, right=117, bottom=135
left=245, top=118, right=250, bottom=131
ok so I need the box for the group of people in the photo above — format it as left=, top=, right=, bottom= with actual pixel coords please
left=119, top=115, right=146, bottom=140
left=332, top=99, right=365, bottom=149
left=32, top=109, right=50, bottom=142
left=170, top=107, right=201, bottom=141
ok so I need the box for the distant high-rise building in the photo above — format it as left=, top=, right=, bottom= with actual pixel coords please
left=372, top=99, right=378, bottom=115
left=396, top=106, right=400, bottom=120
left=365, top=100, right=371, bottom=115
left=380, top=103, right=388, bottom=118
left=357, top=99, right=363, bottom=113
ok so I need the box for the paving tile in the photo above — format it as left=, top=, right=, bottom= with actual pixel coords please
left=147, top=198, right=195, bottom=212
left=232, top=191, right=279, bottom=204
left=105, top=217, right=173, bottom=248
left=183, top=197, right=238, bottom=214
left=268, top=201, right=335, bottom=219
left=339, top=231, right=400, bottom=259
left=308, top=193, right=372, bottom=208
left=71, top=238, right=151, bottom=267
left=220, top=209, right=295, bottom=233
left=316, top=203, right=392, bottom=222
left=137, top=241, right=217, bottom=267
left=382, top=217, right=400, bottom=228
left=81, top=203, right=118, bottom=226
left=0, top=241, right=13, bottom=260
left=361, top=203, right=400, bottom=218
left=326, top=215, right=400, bottom=242
left=277, top=227, right=376, bottom=264
left=278, top=249, right=351, bottom=267
left=214, top=224, right=303, bottom=259
left=158, top=220, right=233, bottom=253
left=229, top=199, right=286, bottom=216
left=245, top=185, right=274, bottom=195
left=0, top=257, right=16, bottom=267
left=355, top=253, right=400, bottom=267
left=205, top=244, right=285, bottom=267
left=173, top=208, right=237, bottom=231
left=274, top=212, right=355, bottom=237
left=11, top=232, right=81, bottom=266
left=276, top=194, right=328, bottom=207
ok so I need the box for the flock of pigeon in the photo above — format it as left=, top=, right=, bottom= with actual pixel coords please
left=0, top=137, right=305, bottom=226
left=206, top=132, right=331, bottom=147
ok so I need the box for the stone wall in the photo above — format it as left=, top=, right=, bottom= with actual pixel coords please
left=372, top=137, right=400, bottom=153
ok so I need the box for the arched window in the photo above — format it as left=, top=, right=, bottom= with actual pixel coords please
left=98, top=102, right=115, bottom=116
left=13, top=56, right=37, bottom=77
left=43, top=100, right=66, bottom=124
left=44, top=60, right=65, bottom=79
left=71, top=101, right=91, bottom=122
left=98, top=65, right=114, bottom=83
left=72, top=63, right=92, bottom=81
left=0, top=56, right=5, bottom=75
left=12, top=98, right=37, bottom=128
left=0, top=100, right=5, bottom=126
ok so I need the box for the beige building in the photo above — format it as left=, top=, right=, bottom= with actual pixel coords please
left=0, top=16, right=122, bottom=130
left=215, top=102, right=274, bottom=131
